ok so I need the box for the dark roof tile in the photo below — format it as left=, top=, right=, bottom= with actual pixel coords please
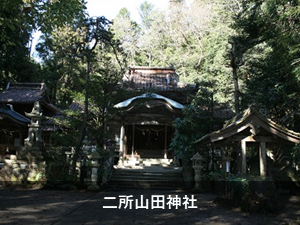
left=0, top=83, right=48, bottom=103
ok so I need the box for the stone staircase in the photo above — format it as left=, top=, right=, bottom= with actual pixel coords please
left=109, top=158, right=186, bottom=190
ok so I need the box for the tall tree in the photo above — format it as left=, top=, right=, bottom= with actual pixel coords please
left=111, top=8, right=141, bottom=66
left=230, top=0, right=300, bottom=128
left=136, top=0, right=236, bottom=104
left=0, top=0, right=38, bottom=86
left=38, top=15, right=125, bottom=178
left=139, top=1, right=154, bottom=29
left=0, top=0, right=86, bottom=89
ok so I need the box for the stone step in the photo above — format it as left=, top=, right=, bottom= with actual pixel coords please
left=124, top=158, right=173, bottom=167
left=111, top=173, right=183, bottom=181
left=109, top=165, right=185, bottom=190
left=110, top=180, right=185, bottom=190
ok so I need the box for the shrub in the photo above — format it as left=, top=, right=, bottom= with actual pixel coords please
left=218, top=176, right=279, bottom=213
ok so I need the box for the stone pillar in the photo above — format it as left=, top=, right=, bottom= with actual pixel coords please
left=191, top=152, right=204, bottom=191
left=87, top=149, right=100, bottom=191
left=259, top=141, right=267, bottom=177
left=241, top=140, right=247, bottom=175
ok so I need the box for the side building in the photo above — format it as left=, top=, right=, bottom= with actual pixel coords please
left=0, top=83, right=61, bottom=164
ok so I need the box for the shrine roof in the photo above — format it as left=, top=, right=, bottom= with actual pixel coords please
left=0, top=103, right=30, bottom=124
left=0, top=83, right=61, bottom=115
left=114, top=93, right=184, bottom=110
left=120, top=66, right=197, bottom=91
left=0, top=83, right=49, bottom=104
left=195, top=107, right=300, bottom=146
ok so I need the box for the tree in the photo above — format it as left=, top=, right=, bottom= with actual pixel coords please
left=38, top=14, right=125, bottom=179
left=139, top=1, right=155, bottom=29
left=0, top=0, right=38, bottom=87
left=111, top=8, right=141, bottom=66
left=0, top=0, right=86, bottom=89
left=230, top=0, right=300, bottom=128
left=135, top=0, right=236, bottom=105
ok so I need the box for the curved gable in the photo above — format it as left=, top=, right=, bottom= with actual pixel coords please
left=114, top=93, right=184, bottom=110
left=0, top=104, right=30, bottom=125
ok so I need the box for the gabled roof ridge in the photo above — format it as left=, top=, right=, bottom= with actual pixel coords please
left=0, top=82, right=49, bottom=104
left=129, top=66, right=175, bottom=70
left=8, top=82, right=45, bottom=90
left=226, top=107, right=300, bottom=137
left=195, top=106, right=300, bottom=145
left=257, top=110, right=300, bottom=138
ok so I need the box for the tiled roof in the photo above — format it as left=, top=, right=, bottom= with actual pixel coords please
left=68, top=101, right=84, bottom=112
left=0, top=103, right=30, bottom=124
left=0, top=83, right=49, bottom=103
left=120, top=66, right=196, bottom=91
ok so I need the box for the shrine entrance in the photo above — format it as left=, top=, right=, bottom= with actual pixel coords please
left=113, top=93, right=185, bottom=166
left=126, top=125, right=173, bottom=159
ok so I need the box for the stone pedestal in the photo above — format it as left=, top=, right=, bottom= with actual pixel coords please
left=16, top=142, right=45, bottom=182
left=12, top=101, right=46, bottom=183
left=87, top=150, right=100, bottom=191
left=191, top=152, right=204, bottom=192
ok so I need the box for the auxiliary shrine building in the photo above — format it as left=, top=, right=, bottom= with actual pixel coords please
left=0, top=83, right=61, bottom=162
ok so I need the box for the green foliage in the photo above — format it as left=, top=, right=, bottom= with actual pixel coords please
left=111, top=8, right=141, bottom=66
left=0, top=0, right=86, bottom=89
left=206, top=170, right=226, bottom=181
left=44, top=147, right=71, bottom=182
left=230, top=0, right=300, bottom=127
left=139, top=1, right=154, bottom=29
left=169, top=89, right=213, bottom=156
left=216, top=175, right=279, bottom=213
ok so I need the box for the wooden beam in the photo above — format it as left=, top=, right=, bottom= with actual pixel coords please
left=214, top=135, right=280, bottom=143
left=131, top=124, right=135, bottom=158
left=259, top=141, right=267, bottom=177
left=164, top=125, right=168, bottom=159
left=118, top=125, right=125, bottom=166
left=241, top=140, right=247, bottom=174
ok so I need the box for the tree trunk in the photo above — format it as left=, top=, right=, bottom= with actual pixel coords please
left=70, top=59, right=90, bottom=180
left=230, top=41, right=240, bottom=115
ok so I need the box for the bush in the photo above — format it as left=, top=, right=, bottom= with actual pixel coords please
left=217, top=176, right=279, bottom=213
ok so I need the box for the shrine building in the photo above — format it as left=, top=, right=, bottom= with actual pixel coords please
left=107, top=66, right=198, bottom=166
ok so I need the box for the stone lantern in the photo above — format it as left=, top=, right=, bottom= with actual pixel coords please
left=191, top=152, right=204, bottom=191
left=87, top=147, right=100, bottom=191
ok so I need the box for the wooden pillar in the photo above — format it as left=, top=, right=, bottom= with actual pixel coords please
left=241, top=140, right=247, bottom=174
left=131, top=125, right=135, bottom=158
left=259, top=141, right=267, bottom=177
left=164, top=125, right=168, bottom=159
left=118, top=125, right=125, bottom=165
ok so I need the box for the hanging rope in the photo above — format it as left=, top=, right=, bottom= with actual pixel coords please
left=135, top=126, right=166, bottom=133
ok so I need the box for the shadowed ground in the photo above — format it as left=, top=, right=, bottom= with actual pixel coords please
left=0, top=187, right=299, bottom=225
